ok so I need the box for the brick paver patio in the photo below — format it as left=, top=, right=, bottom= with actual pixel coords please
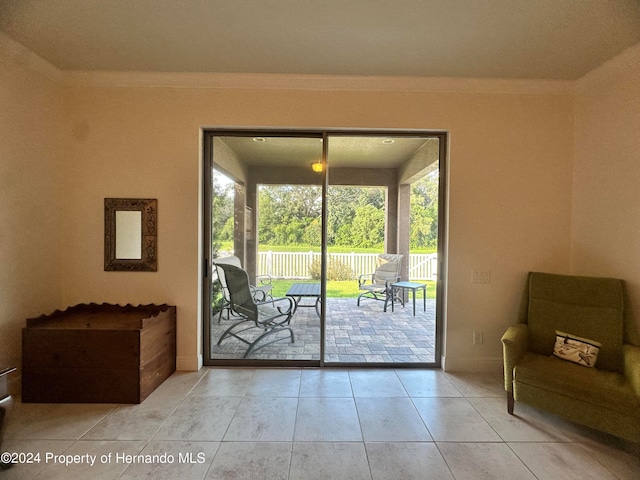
left=210, top=297, right=436, bottom=363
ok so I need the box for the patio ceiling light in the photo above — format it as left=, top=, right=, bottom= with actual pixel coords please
left=311, top=161, right=324, bottom=173
left=382, top=139, right=395, bottom=145
left=253, top=137, right=266, bottom=143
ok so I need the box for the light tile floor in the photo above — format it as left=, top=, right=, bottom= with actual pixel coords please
left=2, top=367, right=639, bottom=479
left=211, top=298, right=437, bottom=363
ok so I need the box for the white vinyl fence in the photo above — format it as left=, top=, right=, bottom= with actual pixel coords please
left=257, top=251, right=437, bottom=280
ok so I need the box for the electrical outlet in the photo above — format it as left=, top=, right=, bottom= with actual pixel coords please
left=472, top=270, right=491, bottom=284
left=473, top=331, right=483, bottom=345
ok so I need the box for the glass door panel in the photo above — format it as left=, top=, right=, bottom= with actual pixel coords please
left=207, top=134, right=324, bottom=364
left=325, top=135, right=441, bottom=365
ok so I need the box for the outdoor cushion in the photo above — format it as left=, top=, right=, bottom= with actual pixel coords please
left=373, top=259, right=401, bottom=283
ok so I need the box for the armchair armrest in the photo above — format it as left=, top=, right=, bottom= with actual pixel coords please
left=249, top=285, right=267, bottom=302
left=256, top=274, right=272, bottom=286
left=257, top=296, right=294, bottom=315
left=622, top=343, right=640, bottom=396
left=358, top=273, right=374, bottom=286
left=501, top=323, right=530, bottom=392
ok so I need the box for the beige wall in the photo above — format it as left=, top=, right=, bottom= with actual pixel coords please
left=437, top=91, right=574, bottom=370
left=1, top=35, right=581, bottom=375
left=61, top=86, right=205, bottom=370
left=59, top=84, right=574, bottom=371
left=0, top=38, right=63, bottom=386
left=572, top=43, right=640, bottom=340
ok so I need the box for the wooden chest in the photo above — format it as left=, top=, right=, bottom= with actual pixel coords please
left=22, top=303, right=176, bottom=404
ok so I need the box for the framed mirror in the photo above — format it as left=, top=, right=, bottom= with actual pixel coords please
left=104, top=198, right=157, bottom=271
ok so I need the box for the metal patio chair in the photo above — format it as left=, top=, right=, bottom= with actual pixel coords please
left=357, top=254, right=404, bottom=311
left=213, top=255, right=273, bottom=322
left=215, top=262, right=294, bottom=358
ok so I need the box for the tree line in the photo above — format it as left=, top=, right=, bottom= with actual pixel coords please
left=212, top=170, right=438, bottom=251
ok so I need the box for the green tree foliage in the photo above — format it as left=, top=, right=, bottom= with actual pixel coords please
left=258, top=185, right=322, bottom=245
left=211, top=171, right=235, bottom=313
left=303, top=217, right=322, bottom=246
left=212, top=172, right=235, bottom=249
left=339, top=204, right=385, bottom=248
left=328, top=187, right=385, bottom=248
left=212, top=171, right=439, bottom=252
left=410, top=170, right=439, bottom=249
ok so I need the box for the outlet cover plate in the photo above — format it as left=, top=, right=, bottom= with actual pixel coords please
left=472, top=270, right=491, bottom=284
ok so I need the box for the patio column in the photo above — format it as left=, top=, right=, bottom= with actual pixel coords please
left=397, top=183, right=411, bottom=282
left=244, top=182, right=258, bottom=283
left=385, top=184, right=398, bottom=254
left=233, top=182, right=246, bottom=268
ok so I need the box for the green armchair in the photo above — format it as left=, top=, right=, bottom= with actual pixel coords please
left=502, top=272, right=640, bottom=443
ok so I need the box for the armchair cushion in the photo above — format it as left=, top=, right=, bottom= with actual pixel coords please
left=514, top=353, right=640, bottom=414
left=527, top=273, right=624, bottom=372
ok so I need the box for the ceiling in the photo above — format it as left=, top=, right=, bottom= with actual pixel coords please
left=219, top=135, right=436, bottom=169
left=3, top=2, right=638, bottom=171
left=1, top=0, right=640, bottom=80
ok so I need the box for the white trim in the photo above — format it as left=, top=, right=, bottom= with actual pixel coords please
left=176, top=354, right=203, bottom=372
left=62, top=70, right=575, bottom=95
left=441, top=354, right=503, bottom=373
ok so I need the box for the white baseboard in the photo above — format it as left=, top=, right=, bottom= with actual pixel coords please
left=441, top=355, right=503, bottom=373
left=176, top=354, right=203, bottom=372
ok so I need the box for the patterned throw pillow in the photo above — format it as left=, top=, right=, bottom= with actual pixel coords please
left=553, top=330, right=601, bottom=367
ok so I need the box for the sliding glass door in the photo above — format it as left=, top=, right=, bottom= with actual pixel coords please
left=204, top=133, right=324, bottom=365
left=324, top=135, right=442, bottom=365
left=203, top=130, right=446, bottom=367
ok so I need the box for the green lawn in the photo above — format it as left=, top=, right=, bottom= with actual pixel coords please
left=270, top=279, right=436, bottom=299
left=216, top=243, right=437, bottom=298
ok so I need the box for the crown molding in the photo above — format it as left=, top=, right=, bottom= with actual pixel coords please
left=62, top=70, right=575, bottom=95
left=0, top=33, right=63, bottom=83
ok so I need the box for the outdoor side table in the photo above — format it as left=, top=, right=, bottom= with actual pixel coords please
left=286, top=283, right=322, bottom=317
left=391, top=281, right=427, bottom=316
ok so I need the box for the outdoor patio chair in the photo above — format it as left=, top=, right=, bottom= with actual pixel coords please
left=215, top=262, right=294, bottom=358
left=213, top=255, right=273, bottom=322
left=357, top=254, right=404, bottom=311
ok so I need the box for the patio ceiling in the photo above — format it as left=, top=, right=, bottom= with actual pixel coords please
left=219, top=135, right=436, bottom=169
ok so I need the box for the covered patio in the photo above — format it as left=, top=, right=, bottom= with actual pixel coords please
left=210, top=297, right=437, bottom=363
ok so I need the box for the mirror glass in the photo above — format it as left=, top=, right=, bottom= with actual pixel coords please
left=115, top=211, right=142, bottom=259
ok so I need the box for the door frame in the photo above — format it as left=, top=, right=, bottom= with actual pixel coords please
left=202, top=128, right=448, bottom=368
